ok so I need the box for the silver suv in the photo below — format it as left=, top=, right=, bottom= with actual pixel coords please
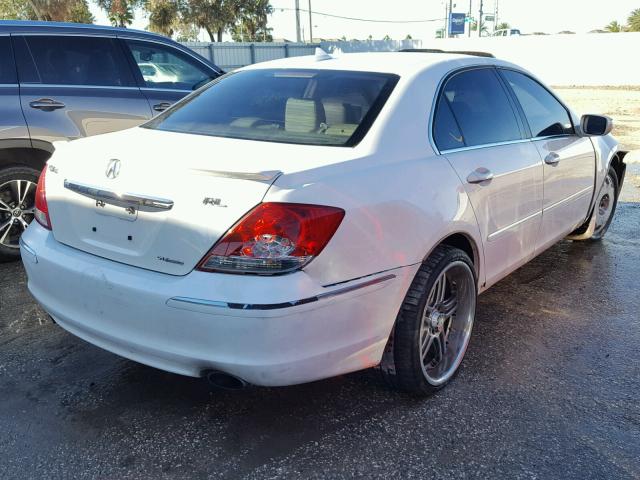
left=0, top=21, right=222, bottom=260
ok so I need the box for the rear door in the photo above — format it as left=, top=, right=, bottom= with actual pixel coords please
left=0, top=35, right=30, bottom=148
left=120, top=39, right=219, bottom=114
left=434, top=67, right=544, bottom=287
left=14, top=34, right=151, bottom=144
left=499, top=69, right=595, bottom=252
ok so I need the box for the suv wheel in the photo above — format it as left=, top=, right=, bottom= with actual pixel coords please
left=0, top=166, right=40, bottom=261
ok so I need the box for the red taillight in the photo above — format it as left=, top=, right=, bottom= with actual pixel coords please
left=34, top=165, right=52, bottom=230
left=197, top=202, right=345, bottom=274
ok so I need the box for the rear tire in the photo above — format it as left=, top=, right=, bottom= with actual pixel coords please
left=381, top=245, right=477, bottom=396
left=0, top=166, right=40, bottom=262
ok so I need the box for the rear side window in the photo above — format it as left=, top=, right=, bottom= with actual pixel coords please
left=500, top=70, right=574, bottom=137
left=125, top=40, right=215, bottom=91
left=433, top=96, right=465, bottom=151
left=0, top=37, right=17, bottom=84
left=438, top=68, right=521, bottom=148
left=18, top=36, right=134, bottom=87
left=145, top=69, right=399, bottom=147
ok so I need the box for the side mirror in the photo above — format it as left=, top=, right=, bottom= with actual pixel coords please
left=581, top=114, right=613, bottom=136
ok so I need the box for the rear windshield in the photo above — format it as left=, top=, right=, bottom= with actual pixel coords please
left=144, top=69, right=399, bottom=147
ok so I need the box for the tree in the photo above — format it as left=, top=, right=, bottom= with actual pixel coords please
left=0, top=0, right=93, bottom=23
left=604, top=20, right=623, bottom=32
left=230, top=0, right=273, bottom=42
left=405, top=34, right=413, bottom=40
left=96, top=0, right=142, bottom=27
left=180, top=0, right=235, bottom=42
left=146, top=0, right=179, bottom=36
left=435, top=28, right=445, bottom=39
left=496, top=22, right=510, bottom=31
left=628, top=8, right=640, bottom=32
left=382, top=34, right=391, bottom=41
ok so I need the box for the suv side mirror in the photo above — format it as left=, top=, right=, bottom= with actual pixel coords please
left=581, top=114, right=613, bottom=136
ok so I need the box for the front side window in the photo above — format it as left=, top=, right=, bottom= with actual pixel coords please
left=0, top=37, right=17, bottom=84
left=500, top=70, right=574, bottom=137
left=19, top=36, right=133, bottom=87
left=144, top=69, right=399, bottom=147
left=125, top=40, right=215, bottom=91
left=437, top=68, right=521, bottom=148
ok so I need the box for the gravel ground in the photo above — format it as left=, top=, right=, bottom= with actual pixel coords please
left=1, top=166, right=639, bottom=479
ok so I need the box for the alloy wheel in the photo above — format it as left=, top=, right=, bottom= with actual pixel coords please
left=0, top=179, right=37, bottom=249
left=419, top=261, right=476, bottom=386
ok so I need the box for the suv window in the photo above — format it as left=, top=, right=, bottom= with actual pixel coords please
left=144, top=69, right=399, bottom=147
left=501, top=70, right=574, bottom=137
left=19, top=36, right=134, bottom=87
left=125, top=40, right=214, bottom=91
left=439, top=68, right=521, bottom=148
left=0, top=37, right=16, bottom=84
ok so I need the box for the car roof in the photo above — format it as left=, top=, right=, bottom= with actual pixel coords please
left=0, top=20, right=167, bottom=41
left=241, top=51, right=515, bottom=77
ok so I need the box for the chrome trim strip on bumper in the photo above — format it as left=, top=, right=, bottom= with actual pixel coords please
left=64, top=180, right=174, bottom=212
left=167, top=273, right=397, bottom=311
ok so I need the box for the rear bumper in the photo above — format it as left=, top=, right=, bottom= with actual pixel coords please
left=20, top=223, right=418, bottom=386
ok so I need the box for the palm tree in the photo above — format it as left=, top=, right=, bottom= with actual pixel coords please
left=496, top=22, right=510, bottom=31
left=628, top=8, right=640, bottom=32
left=604, top=20, right=623, bottom=32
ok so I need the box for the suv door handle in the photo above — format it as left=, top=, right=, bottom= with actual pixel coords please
left=29, top=98, right=66, bottom=111
left=153, top=102, right=172, bottom=112
left=544, top=152, right=560, bottom=165
left=467, top=167, right=494, bottom=184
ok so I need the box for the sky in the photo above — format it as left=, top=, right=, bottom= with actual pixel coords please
left=89, top=0, right=640, bottom=41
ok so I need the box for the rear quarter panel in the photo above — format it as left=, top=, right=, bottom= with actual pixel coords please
left=264, top=64, right=485, bottom=287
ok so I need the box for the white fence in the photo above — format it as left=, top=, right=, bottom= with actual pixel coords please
left=181, top=39, right=422, bottom=71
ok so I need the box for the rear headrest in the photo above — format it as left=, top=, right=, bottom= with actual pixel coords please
left=285, top=98, right=322, bottom=133
left=322, top=99, right=347, bottom=125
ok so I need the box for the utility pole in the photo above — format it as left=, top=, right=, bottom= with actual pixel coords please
left=468, top=0, right=472, bottom=37
left=295, top=0, right=301, bottom=42
left=308, top=0, right=313, bottom=43
left=478, top=0, right=483, bottom=37
left=448, top=0, right=453, bottom=37
left=494, top=0, right=499, bottom=31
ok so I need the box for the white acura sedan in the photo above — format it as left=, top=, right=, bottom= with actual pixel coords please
left=20, top=51, right=626, bottom=395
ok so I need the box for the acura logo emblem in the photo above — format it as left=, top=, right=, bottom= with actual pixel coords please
left=105, top=159, right=121, bottom=179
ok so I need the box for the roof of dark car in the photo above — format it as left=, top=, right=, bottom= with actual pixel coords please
left=0, top=20, right=167, bottom=41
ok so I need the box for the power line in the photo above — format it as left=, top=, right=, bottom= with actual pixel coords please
left=273, top=6, right=445, bottom=24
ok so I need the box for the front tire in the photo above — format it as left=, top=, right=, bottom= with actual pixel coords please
left=570, top=166, right=619, bottom=242
left=0, top=166, right=40, bottom=262
left=381, top=245, right=477, bottom=395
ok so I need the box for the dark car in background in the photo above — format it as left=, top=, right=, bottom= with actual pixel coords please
left=0, top=21, right=222, bottom=260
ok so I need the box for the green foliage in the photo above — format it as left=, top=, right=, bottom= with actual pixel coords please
left=96, top=0, right=143, bottom=27
left=604, top=20, right=623, bottom=32
left=628, top=8, right=640, bottom=32
left=496, top=22, right=510, bottom=31
left=146, top=0, right=179, bottom=36
left=0, top=0, right=93, bottom=23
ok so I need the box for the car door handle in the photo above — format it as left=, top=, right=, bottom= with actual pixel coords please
left=467, top=167, right=494, bottom=184
left=29, top=98, right=66, bottom=111
left=544, top=152, right=560, bottom=165
left=153, top=102, right=172, bottom=112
